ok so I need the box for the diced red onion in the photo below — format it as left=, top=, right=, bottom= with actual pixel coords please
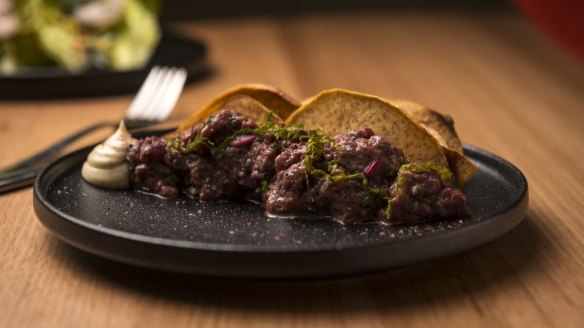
left=363, top=160, right=381, bottom=177
left=135, top=164, right=148, bottom=177
left=230, top=135, right=255, bottom=147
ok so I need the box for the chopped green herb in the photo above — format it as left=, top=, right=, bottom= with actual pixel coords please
left=167, top=113, right=452, bottom=223
left=397, top=162, right=452, bottom=182
left=168, top=115, right=309, bottom=155
left=164, top=175, right=180, bottom=187
left=168, top=132, right=215, bottom=154
left=384, top=162, right=454, bottom=221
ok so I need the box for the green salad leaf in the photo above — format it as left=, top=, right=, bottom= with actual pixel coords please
left=110, top=0, right=160, bottom=70
left=0, top=0, right=160, bottom=74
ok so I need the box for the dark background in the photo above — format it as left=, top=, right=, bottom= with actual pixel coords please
left=158, top=0, right=513, bottom=21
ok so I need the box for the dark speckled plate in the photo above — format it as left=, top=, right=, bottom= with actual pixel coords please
left=33, top=143, right=528, bottom=278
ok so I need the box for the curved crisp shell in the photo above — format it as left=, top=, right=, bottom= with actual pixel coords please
left=389, top=99, right=462, bottom=153
left=221, top=95, right=284, bottom=124
left=388, top=99, right=477, bottom=187
left=286, top=89, right=449, bottom=167
left=443, top=148, right=478, bottom=188
left=177, top=83, right=300, bottom=131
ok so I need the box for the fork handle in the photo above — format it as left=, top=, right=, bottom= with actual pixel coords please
left=0, top=127, right=177, bottom=194
left=0, top=122, right=114, bottom=177
left=0, top=168, right=42, bottom=194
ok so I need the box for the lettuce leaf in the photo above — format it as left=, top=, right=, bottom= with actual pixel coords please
left=1, top=0, right=160, bottom=73
left=37, top=22, right=88, bottom=72
left=109, top=0, right=160, bottom=70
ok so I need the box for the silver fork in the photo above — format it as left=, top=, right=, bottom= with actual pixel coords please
left=0, top=65, right=187, bottom=193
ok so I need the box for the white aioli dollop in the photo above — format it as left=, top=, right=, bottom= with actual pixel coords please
left=82, top=121, right=136, bottom=189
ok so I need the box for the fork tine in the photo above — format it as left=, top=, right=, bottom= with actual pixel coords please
left=140, top=67, right=187, bottom=122
left=139, top=67, right=176, bottom=121
left=125, top=66, right=163, bottom=120
left=0, top=65, right=183, bottom=191
left=151, top=68, right=187, bottom=122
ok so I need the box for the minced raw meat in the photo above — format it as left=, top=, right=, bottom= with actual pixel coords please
left=127, top=110, right=470, bottom=224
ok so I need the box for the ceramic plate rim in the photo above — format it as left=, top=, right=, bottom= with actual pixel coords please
left=33, top=144, right=528, bottom=254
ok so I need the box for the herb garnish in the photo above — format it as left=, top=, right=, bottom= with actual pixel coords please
left=385, top=162, right=453, bottom=220
left=167, top=116, right=308, bottom=155
left=166, top=113, right=454, bottom=221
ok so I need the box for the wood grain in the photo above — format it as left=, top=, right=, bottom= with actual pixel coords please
left=1, top=11, right=584, bottom=328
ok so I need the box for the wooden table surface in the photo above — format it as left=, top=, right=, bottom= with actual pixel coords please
left=1, top=10, right=583, bottom=328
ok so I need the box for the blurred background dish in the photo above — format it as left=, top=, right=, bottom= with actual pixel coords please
left=0, top=0, right=209, bottom=99
left=0, top=31, right=207, bottom=99
left=0, top=0, right=160, bottom=74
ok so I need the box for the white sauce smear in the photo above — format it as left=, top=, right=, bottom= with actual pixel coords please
left=82, top=121, right=136, bottom=189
